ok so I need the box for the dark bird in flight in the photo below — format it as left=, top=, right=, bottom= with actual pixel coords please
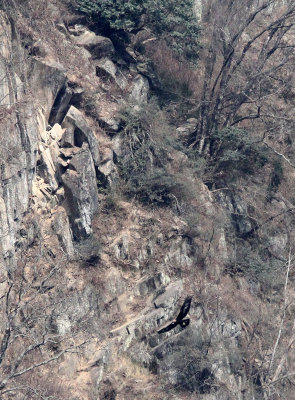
left=158, top=296, right=192, bottom=334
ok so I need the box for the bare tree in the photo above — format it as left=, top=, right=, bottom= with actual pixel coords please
left=191, top=0, right=295, bottom=157
left=0, top=241, right=87, bottom=398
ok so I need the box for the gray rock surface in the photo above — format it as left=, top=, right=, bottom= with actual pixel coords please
left=49, top=85, right=72, bottom=125
left=1, top=6, right=291, bottom=400
left=153, top=281, right=183, bottom=309
left=74, top=28, right=115, bottom=59
left=0, top=15, right=65, bottom=268
left=38, top=145, right=59, bottom=192
left=98, top=115, right=121, bottom=132
left=61, top=144, right=98, bottom=239
left=96, top=57, right=127, bottom=89
left=129, top=74, right=149, bottom=105
left=176, top=118, right=198, bottom=135
left=51, top=209, right=74, bottom=257
left=217, top=192, right=253, bottom=236
left=62, top=106, right=100, bottom=165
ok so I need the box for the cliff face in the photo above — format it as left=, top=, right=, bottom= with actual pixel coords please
left=0, top=2, right=295, bottom=400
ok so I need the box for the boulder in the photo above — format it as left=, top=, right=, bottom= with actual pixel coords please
left=176, top=118, right=198, bottom=135
left=68, top=24, right=87, bottom=36
left=97, top=146, right=118, bottom=183
left=111, top=134, right=123, bottom=157
left=113, top=234, right=129, bottom=260
left=98, top=115, right=121, bottom=133
left=49, top=123, right=65, bottom=142
left=136, top=62, right=161, bottom=89
left=55, top=23, right=69, bottom=36
left=75, top=30, right=115, bottom=59
left=62, top=106, right=99, bottom=165
left=96, top=58, right=127, bottom=89
left=98, top=160, right=116, bottom=182
left=60, top=127, right=75, bottom=148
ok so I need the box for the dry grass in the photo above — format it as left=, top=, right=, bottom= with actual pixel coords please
left=146, top=40, right=199, bottom=102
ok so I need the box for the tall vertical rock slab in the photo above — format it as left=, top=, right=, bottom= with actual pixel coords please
left=0, top=12, right=37, bottom=269
left=61, top=144, right=98, bottom=239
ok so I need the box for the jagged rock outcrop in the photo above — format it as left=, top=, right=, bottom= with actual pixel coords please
left=48, top=83, right=73, bottom=126
left=97, top=144, right=118, bottom=185
left=0, top=14, right=65, bottom=269
left=176, top=118, right=198, bottom=137
left=216, top=191, right=253, bottom=236
left=1, top=3, right=294, bottom=400
left=62, top=105, right=100, bottom=165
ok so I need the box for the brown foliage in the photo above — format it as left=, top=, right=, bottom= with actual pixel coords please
left=146, top=41, right=199, bottom=102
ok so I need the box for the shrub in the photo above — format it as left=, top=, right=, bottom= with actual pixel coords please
left=124, top=168, right=194, bottom=206
left=74, top=0, right=200, bottom=62
left=208, top=127, right=269, bottom=181
left=74, top=235, right=101, bottom=265
left=118, top=99, right=169, bottom=166
left=225, top=239, right=284, bottom=294
left=146, top=0, right=201, bottom=63
left=75, top=0, right=144, bottom=32
left=145, top=40, right=198, bottom=105
left=101, top=187, right=124, bottom=213
left=117, top=103, right=194, bottom=206
left=268, top=159, right=283, bottom=193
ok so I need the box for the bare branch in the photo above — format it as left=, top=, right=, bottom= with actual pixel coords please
left=268, top=248, right=293, bottom=374
left=264, top=142, right=295, bottom=169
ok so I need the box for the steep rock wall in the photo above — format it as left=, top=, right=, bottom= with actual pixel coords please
left=0, top=3, right=294, bottom=400
left=0, top=9, right=255, bottom=399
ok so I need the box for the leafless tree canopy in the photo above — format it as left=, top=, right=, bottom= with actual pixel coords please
left=0, top=244, right=87, bottom=398
left=192, top=0, right=295, bottom=158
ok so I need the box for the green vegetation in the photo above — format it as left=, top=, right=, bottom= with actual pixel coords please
left=208, top=127, right=269, bottom=181
left=75, top=0, right=144, bottom=32
left=75, top=0, right=200, bottom=62
left=226, top=238, right=284, bottom=294
left=147, top=0, right=201, bottom=62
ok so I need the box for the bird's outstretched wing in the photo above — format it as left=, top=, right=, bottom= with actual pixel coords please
left=176, top=296, right=192, bottom=321
left=157, top=320, right=178, bottom=334
left=179, top=318, right=190, bottom=329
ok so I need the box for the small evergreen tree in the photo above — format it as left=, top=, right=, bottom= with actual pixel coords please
left=75, top=0, right=144, bottom=32
left=75, top=0, right=200, bottom=62
left=147, top=0, right=200, bottom=62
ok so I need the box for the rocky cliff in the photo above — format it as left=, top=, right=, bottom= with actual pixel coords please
left=1, top=1, right=295, bottom=400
